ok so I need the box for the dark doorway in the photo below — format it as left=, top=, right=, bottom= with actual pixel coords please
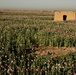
left=63, top=15, right=67, bottom=21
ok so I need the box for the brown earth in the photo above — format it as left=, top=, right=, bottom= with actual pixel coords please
left=0, top=10, right=54, bottom=14
left=35, top=46, right=76, bottom=57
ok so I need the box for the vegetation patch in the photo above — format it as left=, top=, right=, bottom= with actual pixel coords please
left=0, top=10, right=76, bottom=75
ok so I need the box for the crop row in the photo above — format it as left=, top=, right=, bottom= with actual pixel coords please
left=0, top=24, right=76, bottom=51
left=0, top=48, right=76, bottom=75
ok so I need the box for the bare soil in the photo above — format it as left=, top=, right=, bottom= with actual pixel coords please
left=35, top=46, right=76, bottom=57
left=0, top=10, right=54, bottom=14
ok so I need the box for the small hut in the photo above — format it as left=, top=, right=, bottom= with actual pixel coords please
left=54, top=11, right=76, bottom=21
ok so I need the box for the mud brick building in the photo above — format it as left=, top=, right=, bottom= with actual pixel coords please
left=54, top=11, right=76, bottom=21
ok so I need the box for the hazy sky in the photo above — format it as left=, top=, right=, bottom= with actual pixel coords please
left=0, top=0, right=76, bottom=10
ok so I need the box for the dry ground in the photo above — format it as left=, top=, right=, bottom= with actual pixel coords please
left=35, top=46, right=76, bottom=57
left=0, top=10, right=54, bottom=14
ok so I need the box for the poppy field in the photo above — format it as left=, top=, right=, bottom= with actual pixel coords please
left=0, top=10, right=76, bottom=75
